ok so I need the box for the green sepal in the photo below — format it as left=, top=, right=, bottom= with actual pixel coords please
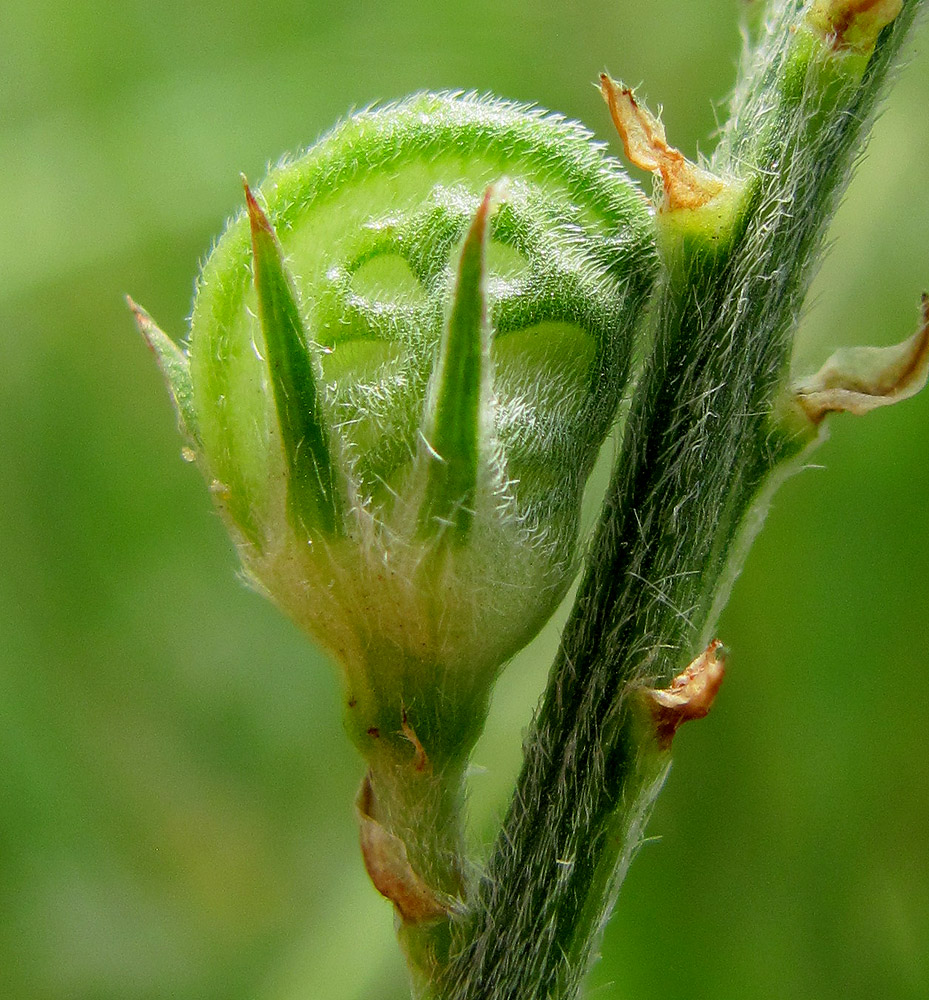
left=244, top=181, right=344, bottom=538
left=128, top=297, right=201, bottom=449
left=417, top=188, right=493, bottom=541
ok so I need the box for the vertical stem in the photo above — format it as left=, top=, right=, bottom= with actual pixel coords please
left=441, top=2, right=925, bottom=997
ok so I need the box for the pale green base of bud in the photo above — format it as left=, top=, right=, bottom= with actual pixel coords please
left=238, top=499, right=568, bottom=757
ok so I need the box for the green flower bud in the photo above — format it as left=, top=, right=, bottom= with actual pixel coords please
left=137, top=92, right=657, bottom=766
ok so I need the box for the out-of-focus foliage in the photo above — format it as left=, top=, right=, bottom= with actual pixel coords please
left=0, top=2, right=926, bottom=998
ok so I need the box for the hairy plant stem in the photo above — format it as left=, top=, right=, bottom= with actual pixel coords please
left=439, top=2, right=925, bottom=998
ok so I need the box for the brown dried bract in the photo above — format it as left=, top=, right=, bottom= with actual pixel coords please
left=356, top=774, right=449, bottom=924
left=400, top=706, right=431, bottom=774
left=599, top=75, right=725, bottom=212
left=794, top=294, right=929, bottom=426
left=643, top=640, right=726, bottom=750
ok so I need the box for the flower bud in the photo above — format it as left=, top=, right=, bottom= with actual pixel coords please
left=137, top=92, right=657, bottom=764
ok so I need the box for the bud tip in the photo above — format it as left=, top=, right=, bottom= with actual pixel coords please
left=806, top=0, right=903, bottom=55
left=242, top=175, right=274, bottom=237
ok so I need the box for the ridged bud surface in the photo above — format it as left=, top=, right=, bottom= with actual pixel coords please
left=163, top=92, right=657, bottom=757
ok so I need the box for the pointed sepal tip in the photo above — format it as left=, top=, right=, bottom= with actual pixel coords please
left=243, top=180, right=344, bottom=537
left=128, top=296, right=200, bottom=449
left=417, top=187, right=495, bottom=541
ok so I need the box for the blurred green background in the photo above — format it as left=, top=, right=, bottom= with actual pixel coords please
left=1, top=2, right=927, bottom=998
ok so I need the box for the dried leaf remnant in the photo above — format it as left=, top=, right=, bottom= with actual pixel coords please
left=356, top=775, right=450, bottom=924
left=794, top=294, right=929, bottom=425
left=400, top=706, right=431, bottom=774
left=642, top=640, right=726, bottom=750
left=599, top=75, right=725, bottom=212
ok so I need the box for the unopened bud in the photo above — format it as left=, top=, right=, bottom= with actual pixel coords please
left=135, top=92, right=659, bottom=765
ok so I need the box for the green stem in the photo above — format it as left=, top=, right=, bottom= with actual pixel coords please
left=441, top=2, right=924, bottom=997
left=363, top=754, right=467, bottom=988
left=344, top=649, right=492, bottom=989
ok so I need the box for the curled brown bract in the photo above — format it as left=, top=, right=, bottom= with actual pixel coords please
left=599, top=75, right=725, bottom=212
left=356, top=774, right=449, bottom=924
left=794, top=294, right=929, bottom=426
left=641, top=640, right=726, bottom=750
